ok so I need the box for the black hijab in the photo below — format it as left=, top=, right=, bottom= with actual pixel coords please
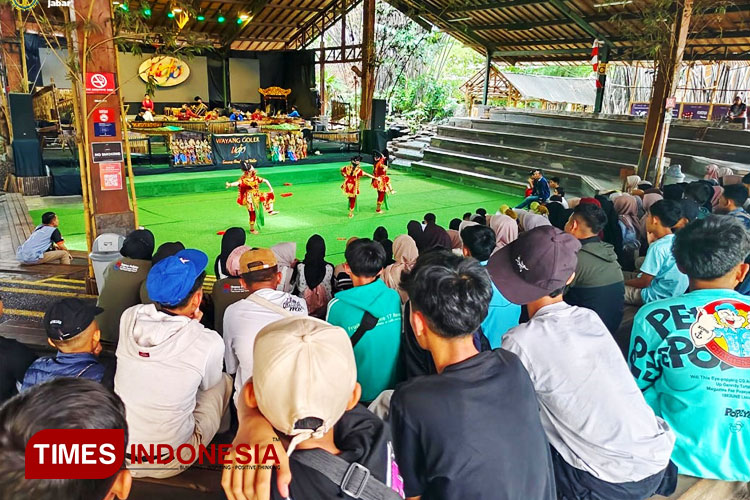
left=595, top=195, right=623, bottom=257
left=303, top=234, right=329, bottom=289
left=214, top=227, right=246, bottom=278
left=153, top=241, right=185, bottom=264
left=120, top=229, right=155, bottom=261
left=373, top=226, right=389, bottom=243
left=547, top=202, right=572, bottom=231
left=421, top=222, right=452, bottom=252
left=407, top=220, right=424, bottom=252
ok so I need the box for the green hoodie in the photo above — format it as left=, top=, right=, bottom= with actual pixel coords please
left=327, top=279, right=402, bottom=402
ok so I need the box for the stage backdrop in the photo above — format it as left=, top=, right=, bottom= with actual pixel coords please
left=212, top=133, right=269, bottom=167
left=119, top=53, right=209, bottom=103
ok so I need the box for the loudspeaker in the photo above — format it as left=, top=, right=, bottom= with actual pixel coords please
left=372, top=99, right=386, bottom=131
left=8, top=93, right=37, bottom=139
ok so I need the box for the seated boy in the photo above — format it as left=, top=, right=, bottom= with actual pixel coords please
left=115, top=249, right=231, bottom=478
left=625, top=199, right=688, bottom=305
left=327, top=238, right=401, bottom=404
left=0, top=378, right=131, bottom=500
left=630, top=216, right=750, bottom=481
left=460, top=224, right=521, bottom=348
left=22, top=298, right=106, bottom=391
left=237, top=315, right=402, bottom=499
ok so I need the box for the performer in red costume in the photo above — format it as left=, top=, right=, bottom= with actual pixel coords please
left=141, top=94, right=154, bottom=113
left=371, top=150, right=395, bottom=213
left=341, top=155, right=375, bottom=218
left=226, top=162, right=276, bottom=234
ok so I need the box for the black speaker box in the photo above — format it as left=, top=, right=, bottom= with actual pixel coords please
left=8, top=93, right=37, bottom=139
left=372, top=99, right=386, bottom=131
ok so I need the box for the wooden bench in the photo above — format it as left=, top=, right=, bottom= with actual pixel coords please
left=0, top=193, right=35, bottom=260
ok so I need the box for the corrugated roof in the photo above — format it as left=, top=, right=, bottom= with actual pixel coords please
left=500, top=72, right=595, bottom=105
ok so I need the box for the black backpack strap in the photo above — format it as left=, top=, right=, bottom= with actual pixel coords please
left=351, top=311, right=379, bottom=348
left=292, top=448, right=401, bottom=500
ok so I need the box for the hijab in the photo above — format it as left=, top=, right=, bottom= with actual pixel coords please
left=524, top=213, right=552, bottom=231
left=488, top=214, right=518, bottom=254
left=642, top=193, right=663, bottom=212
left=421, top=221, right=452, bottom=251
left=381, top=239, right=395, bottom=265
left=546, top=202, right=572, bottom=231
left=447, top=229, right=463, bottom=250
left=595, top=194, right=623, bottom=257
left=458, top=220, right=479, bottom=234
left=152, top=241, right=184, bottom=265
left=704, top=164, right=719, bottom=181
left=711, top=186, right=724, bottom=210
left=302, top=234, right=329, bottom=289
left=382, top=235, right=418, bottom=302
left=226, top=245, right=252, bottom=277
left=614, top=195, right=642, bottom=240
left=718, top=167, right=734, bottom=178
left=120, top=229, right=155, bottom=261
left=214, top=227, right=246, bottom=279
left=406, top=220, right=424, bottom=251
left=624, top=175, right=642, bottom=194
left=271, top=242, right=297, bottom=268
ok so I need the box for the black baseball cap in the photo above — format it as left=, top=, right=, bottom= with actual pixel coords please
left=486, top=226, right=581, bottom=305
left=44, top=298, right=102, bottom=341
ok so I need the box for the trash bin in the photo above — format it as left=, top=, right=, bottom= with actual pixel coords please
left=89, top=233, right=125, bottom=293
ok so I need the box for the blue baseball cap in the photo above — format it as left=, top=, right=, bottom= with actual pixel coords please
left=146, top=249, right=208, bottom=307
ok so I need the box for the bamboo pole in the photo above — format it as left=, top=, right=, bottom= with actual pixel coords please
left=79, top=0, right=97, bottom=249
left=113, top=43, right=139, bottom=228
left=63, top=6, right=95, bottom=280
left=16, top=9, right=27, bottom=91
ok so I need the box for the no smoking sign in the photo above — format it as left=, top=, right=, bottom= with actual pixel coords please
left=86, top=72, right=115, bottom=94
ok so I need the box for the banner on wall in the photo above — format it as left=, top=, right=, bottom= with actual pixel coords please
left=212, top=134, right=269, bottom=167
left=138, top=56, right=190, bottom=87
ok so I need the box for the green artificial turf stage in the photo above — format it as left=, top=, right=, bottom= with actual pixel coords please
left=30, top=163, right=521, bottom=270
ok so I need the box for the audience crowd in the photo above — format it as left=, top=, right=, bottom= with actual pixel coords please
left=4, top=169, right=750, bottom=499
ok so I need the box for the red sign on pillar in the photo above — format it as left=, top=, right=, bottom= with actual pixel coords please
left=99, top=163, right=123, bottom=191
left=86, top=72, right=116, bottom=94
left=95, top=108, right=115, bottom=123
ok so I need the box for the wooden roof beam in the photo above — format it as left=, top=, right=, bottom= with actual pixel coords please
left=445, top=0, right=547, bottom=14
left=221, top=0, right=274, bottom=49
left=547, top=0, right=613, bottom=47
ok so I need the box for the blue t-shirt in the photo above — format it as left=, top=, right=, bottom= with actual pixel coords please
left=480, top=261, right=521, bottom=348
left=728, top=209, right=750, bottom=231
left=639, top=233, right=688, bottom=303
left=629, top=289, right=750, bottom=481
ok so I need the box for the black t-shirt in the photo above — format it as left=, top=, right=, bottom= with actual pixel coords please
left=730, top=103, right=747, bottom=117
left=45, top=228, right=63, bottom=252
left=271, top=404, right=400, bottom=500
left=390, top=349, right=556, bottom=500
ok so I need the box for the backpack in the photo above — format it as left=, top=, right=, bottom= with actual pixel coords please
left=305, top=285, right=330, bottom=319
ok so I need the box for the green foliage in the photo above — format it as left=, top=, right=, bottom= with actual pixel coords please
left=390, top=73, right=458, bottom=125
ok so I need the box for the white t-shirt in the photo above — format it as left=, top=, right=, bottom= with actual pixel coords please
left=114, top=304, right=225, bottom=450
left=502, top=301, right=675, bottom=483
left=223, top=288, right=307, bottom=404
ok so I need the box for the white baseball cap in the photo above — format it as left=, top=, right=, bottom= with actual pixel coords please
left=252, top=316, right=357, bottom=454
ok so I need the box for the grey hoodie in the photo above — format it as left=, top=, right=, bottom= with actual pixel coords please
left=114, top=304, right=225, bottom=449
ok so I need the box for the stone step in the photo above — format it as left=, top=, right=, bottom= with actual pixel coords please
left=411, top=160, right=526, bottom=197
left=419, top=147, right=612, bottom=197
left=438, top=125, right=641, bottom=165
left=428, top=136, right=636, bottom=180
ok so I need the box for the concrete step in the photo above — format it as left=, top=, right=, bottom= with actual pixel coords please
left=419, top=147, right=610, bottom=197
left=429, top=136, right=636, bottom=180
left=411, top=160, right=526, bottom=197
left=438, top=125, right=641, bottom=165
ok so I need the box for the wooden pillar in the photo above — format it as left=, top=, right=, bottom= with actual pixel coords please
left=341, top=0, right=346, bottom=50
left=482, top=50, right=491, bottom=106
left=74, top=0, right=135, bottom=238
left=359, top=0, right=375, bottom=130
left=594, top=44, right=609, bottom=114
left=637, top=0, right=693, bottom=184
left=0, top=6, right=23, bottom=93
left=15, top=9, right=27, bottom=92
left=319, top=34, right=326, bottom=116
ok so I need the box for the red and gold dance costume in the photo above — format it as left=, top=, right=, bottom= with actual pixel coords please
left=371, top=156, right=393, bottom=213
left=235, top=169, right=266, bottom=233
left=341, top=163, right=364, bottom=217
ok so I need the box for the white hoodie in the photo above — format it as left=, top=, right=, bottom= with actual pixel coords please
left=115, top=304, right=225, bottom=450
